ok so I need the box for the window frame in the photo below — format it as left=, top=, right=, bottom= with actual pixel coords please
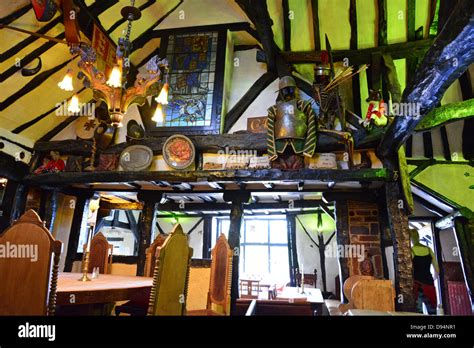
left=215, top=216, right=289, bottom=275
left=142, top=25, right=227, bottom=136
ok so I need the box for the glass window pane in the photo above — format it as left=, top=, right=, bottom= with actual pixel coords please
left=243, top=245, right=268, bottom=278
left=245, top=220, right=268, bottom=243
left=100, top=226, right=137, bottom=256
left=269, top=246, right=290, bottom=284
left=219, top=220, right=230, bottom=239
left=269, top=220, right=288, bottom=243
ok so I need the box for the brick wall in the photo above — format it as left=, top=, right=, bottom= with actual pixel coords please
left=347, top=201, right=383, bottom=278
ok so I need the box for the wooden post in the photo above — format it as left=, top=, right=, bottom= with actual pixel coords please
left=385, top=182, right=415, bottom=311
left=433, top=225, right=447, bottom=312
left=39, top=189, right=58, bottom=231
left=453, top=217, right=474, bottom=313
left=136, top=192, right=159, bottom=276
left=64, top=194, right=91, bottom=272
left=286, top=214, right=299, bottom=286
left=0, top=180, right=19, bottom=233
left=10, top=183, right=28, bottom=223
left=202, top=215, right=212, bottom=259
left=224, top=191, right=250, bottom=315
left=335, top=199, right=350, bottom=302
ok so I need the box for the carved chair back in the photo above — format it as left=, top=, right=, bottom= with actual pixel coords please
left=83, top=231, right=113, bottom=274
left=144, top=234, right=167, bottom=277
left=0, top=210, right=62, bottom=315
left=207, top=233, right=233, bottom=315
left=147, top=224, right=193, bottom=316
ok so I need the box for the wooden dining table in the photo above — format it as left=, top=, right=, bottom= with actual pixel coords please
left=55, top=273, right=153, bottom=315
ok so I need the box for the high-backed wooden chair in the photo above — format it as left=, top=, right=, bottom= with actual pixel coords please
left=296, top=269, right=318, bottom=288
left=240, top=280, right=260, bottom=299
left=144, top=234, right=167, bottom=277
left=147, top=224, right=193, bottom=316
left=0, top=210, right=62, bottom=315
left=338, top=275, right=395, bottom=314
left=83, top=231, right=113, bottom=274
left=187, top=234, right=233, bottom=316
left=115, top=234, right=167, bottom=316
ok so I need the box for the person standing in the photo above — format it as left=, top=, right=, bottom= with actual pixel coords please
left=410, top=229, right=439, bottom=313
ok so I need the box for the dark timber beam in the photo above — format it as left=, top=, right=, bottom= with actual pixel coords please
left=282, top=0, right=291, bottom=52
left=224, top=71, right=278, bottom=132
left=277, top=39, right=433, bottom=65
left=377, top=0, right=474, bottom=160
left=335, top=199, right=350, bottom=302
left=224, top=191, right=250, bottom=314
left=385, top=182, right=415, bottom=311
left=202, top=216, right=212, bottom=258
left=136, top=192, right=160, bottom=276
left=235, top=0, right=277, bottom=72
left=23, top=168, right=392, bottom=186
left=349, top=0, right=361, bottom=117
left=0, top=152, right=29, bottom=181
left=64, top=193, right=92, bottom=272
left=287, top=214, right=299, bottom=286
left=311, top=0, right=320, bottom=50
left=36, top=130, right=383, bottom=156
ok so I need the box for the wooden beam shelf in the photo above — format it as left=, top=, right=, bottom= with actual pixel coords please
left=34, top=131, right=383, bottom=157
left=23, top=168, right=392, bottom=187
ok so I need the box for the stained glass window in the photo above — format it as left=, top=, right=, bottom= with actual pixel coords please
left=156, top=31, right=219, bottom=129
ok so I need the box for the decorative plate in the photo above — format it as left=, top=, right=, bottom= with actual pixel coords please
left=119, top=145, right=154, bottom=171
left=162, top=135, right=195, bottom=170
left=75, top=117, right=99, bottom=140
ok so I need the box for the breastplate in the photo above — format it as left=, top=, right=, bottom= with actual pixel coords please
left=274, top=100, right=307, bottom=140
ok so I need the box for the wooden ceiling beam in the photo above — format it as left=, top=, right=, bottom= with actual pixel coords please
left=223, top=71, right=278, bottom=132
left=235, top=0, right=277, bottom=72
left=377, top=0, right=474, bottom=160
left=274, top=39, right=433, bottom=65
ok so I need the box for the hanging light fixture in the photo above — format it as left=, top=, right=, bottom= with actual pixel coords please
left=106, top=64, right=123, bottom=88
left=155, top=82, right=169, bottom=105
left=152, top=104, right=164, bottom=123
left=58, top=68, right=74, bottom=91
left=60, top=0, right=169, bottom=127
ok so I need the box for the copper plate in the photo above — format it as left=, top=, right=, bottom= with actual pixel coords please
left=163, top=135, right=195, bottom=170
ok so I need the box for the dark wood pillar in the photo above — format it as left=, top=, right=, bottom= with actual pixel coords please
left=433, top=225, right=447, bottom=312
left=453, top=217, right=474, bottom=313
left=224, top=191, right=250, bottom=315
left=136, top=192, right=159, bottom=276
left=287, top=214, right=299, bottom=286
left=202, top=215, right=212, bottom=259
left=385, top=182, right=415, bottom=311
left=0, top=180, right=19, bottom=233
left=64, top=193, right=92, bottom=272
left=38, top=189, right=58, bottom=231
left=10, top=183, right=28, bottom=223
left=335, top=199, right=350, bottom=302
